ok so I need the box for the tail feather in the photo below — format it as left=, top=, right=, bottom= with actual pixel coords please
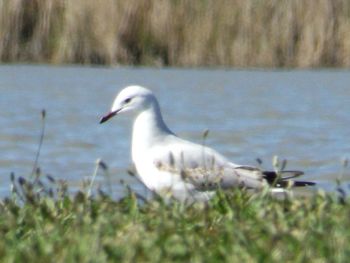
left=263, top=170, right=315, bottom=187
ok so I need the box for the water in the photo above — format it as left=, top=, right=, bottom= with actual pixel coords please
left=1, top=65, right=349, bottom=198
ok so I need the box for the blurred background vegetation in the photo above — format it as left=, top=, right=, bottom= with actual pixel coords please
left=0, top=0, right=349, bottom=67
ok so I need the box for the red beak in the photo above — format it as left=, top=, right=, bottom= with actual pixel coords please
left=100, top=111, right=117, bottom=124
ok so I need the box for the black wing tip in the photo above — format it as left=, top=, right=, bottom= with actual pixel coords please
left=293, top=181, right=316, bottom=187
left=263, top=170, right=315, bottom=187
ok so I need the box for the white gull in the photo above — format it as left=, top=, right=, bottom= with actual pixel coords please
left=100, top=85, right=314, bottom=203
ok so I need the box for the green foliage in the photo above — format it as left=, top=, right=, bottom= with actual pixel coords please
left=0, top=174, right=349, bottom=262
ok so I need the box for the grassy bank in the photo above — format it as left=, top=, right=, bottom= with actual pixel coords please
left=0, top=172, right=349, bottom=262
left=1, top=0, right=350, bottom=67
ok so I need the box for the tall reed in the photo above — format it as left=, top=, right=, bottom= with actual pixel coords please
left=0, top=0, right=349, bottom=67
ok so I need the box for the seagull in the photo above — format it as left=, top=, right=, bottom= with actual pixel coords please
left=100, top=85, right=315, bottom=203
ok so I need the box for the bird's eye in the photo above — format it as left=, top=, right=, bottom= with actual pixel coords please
left=124, top=98, right=132, bottom=104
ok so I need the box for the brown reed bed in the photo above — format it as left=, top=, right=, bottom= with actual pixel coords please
left=1, top=0, right=350, bottom=67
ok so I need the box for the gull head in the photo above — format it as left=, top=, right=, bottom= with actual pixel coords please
left=100, top=85, right=155, bottom=123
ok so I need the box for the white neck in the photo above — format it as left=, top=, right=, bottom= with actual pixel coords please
left=131, top=101, right=172, bottom=162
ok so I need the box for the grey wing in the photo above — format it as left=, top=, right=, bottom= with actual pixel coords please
left=152, top=140, right=267, bottom=191
left=180, top=162, right=268, bottom=191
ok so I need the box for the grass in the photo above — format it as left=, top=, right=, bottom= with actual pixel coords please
left=1, top=0, right=350, bottom=67
left=0, top=166, right=348, bottom=262
left=1, top=113, right=349, bottom=262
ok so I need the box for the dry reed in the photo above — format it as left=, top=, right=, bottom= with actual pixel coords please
left=0, top=0, right=350, bottom=67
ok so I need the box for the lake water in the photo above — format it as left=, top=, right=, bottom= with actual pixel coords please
left=1, top=65, right=349, bottom=198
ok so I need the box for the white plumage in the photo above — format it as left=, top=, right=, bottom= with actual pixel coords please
left=100, top=85, right=314, bottom=203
